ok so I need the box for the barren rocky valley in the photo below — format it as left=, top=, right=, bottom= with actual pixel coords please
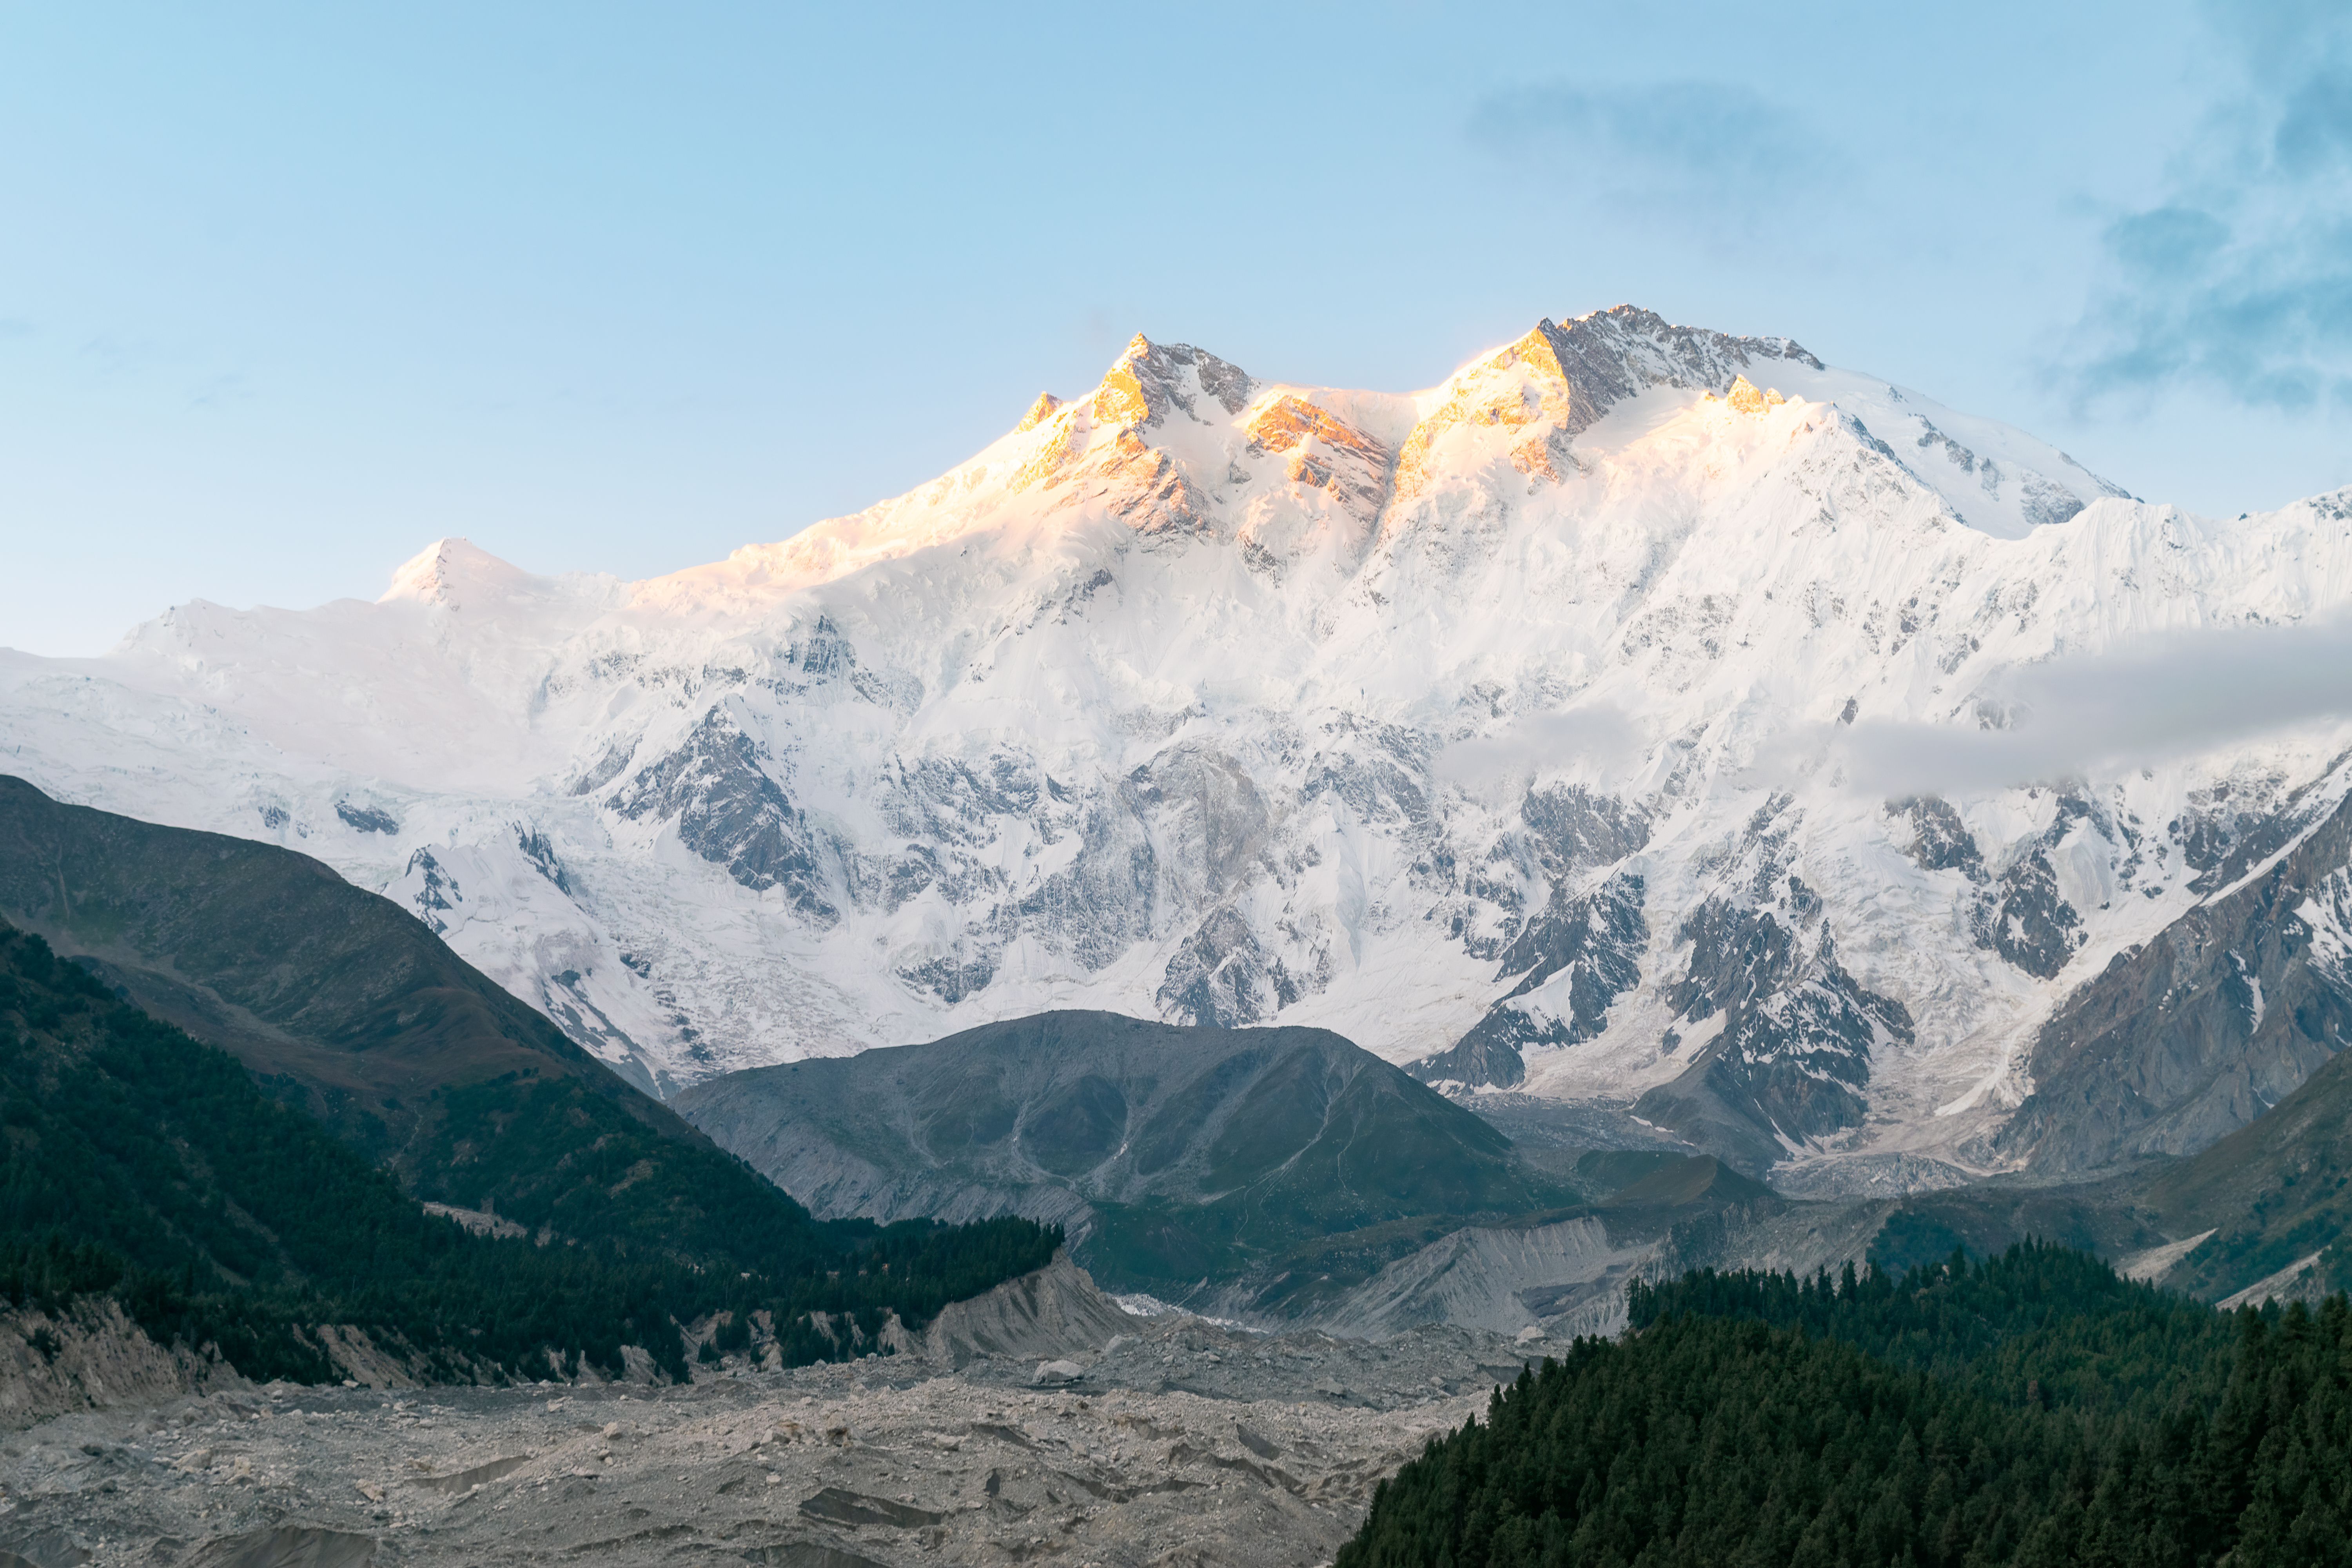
left=0, top=1288, right=1547, bottom=1568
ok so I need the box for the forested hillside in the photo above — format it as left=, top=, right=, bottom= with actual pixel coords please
left=1343, top=1245, right=2352, bottom=1568
left=0, top=775, right=848, bottom=1270
left=0, top=923, right=1057, bottom=1384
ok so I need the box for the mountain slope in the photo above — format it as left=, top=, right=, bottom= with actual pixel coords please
left=0, top=921, right=1059, bottom=1384
left=1996, top=770, right=2352, bottom=1173
left=2132, top=1032, right=2352, bottom=1301
left=0, top=774, right=949, bottom=1276
left=6, top=305, right=2352, bottom=1192
left=674, top=1009, right=1568, bottom=1302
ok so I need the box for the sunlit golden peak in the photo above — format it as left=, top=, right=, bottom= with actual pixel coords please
left=1725, top=375, right=1787, bottom=414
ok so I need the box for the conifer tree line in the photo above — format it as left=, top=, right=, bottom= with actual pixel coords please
left=1342, top=1244, right=2352, bottom=1568
left=0, top=926, right=1058, bottom=1385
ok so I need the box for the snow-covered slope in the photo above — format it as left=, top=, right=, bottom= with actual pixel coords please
left=6, top=305, right=2349, bottom=1183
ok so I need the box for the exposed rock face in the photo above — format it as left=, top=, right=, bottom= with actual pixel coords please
left=1243, top=395, right=1393, bottom=530
left=1632, top=804, right=1915, bottom=1171
left=612, top=705, right=837, bottom=923
left=333, top=801, right=400, bottom=835
left=1413, top=871, right=1648, bottom=1091
left=1390, top=309, right=1819, bottom=506
left=1015, top=391, right=1062, bottom=432
left=1892, top=795, right=1985, bottom=878
left=1998, top=782, right=2352, bottom=1173
left=1521, top=784, right=1653, bottom=875
left=1, top=1300, right=236, bottom=1430
left=918, top=1252, right=1141, bottom=1370
left=1983, top=846, right=2085, bottom=979
left=1633, top=904, right=1911, bottom=1172
left=1412, top=785, right=1654, bottom=1091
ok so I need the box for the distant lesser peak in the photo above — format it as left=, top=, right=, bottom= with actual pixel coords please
left=379, top=537, right=531, bottom=608
left=1016, top=392, right=1063, bottom=432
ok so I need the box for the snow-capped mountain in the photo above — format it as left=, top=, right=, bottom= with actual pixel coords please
left=6, top=305, right=2350, bottom=1187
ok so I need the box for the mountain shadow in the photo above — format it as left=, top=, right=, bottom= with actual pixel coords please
left=0, top=775, right=1043, bottom=1290
left=675, top=1009, right=1575, bottom=1308
left=0, top=920, right=1058, bottom=1387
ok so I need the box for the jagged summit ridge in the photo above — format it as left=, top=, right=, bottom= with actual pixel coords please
left=2, top=303, right=2343, bottom=1192
left=707, top=304, right=2109, bottom=603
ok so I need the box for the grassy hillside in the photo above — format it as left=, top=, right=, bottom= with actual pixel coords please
left=1344, top=1245, right=2351, bottom=1568
left=0, top=922, right=1057, bottom=1382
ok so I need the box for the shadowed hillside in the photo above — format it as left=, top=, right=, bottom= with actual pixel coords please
left=677, top=1009, right=1575, bottom=1305
left=0, top=775, right=810, bottom=1271
left=0, top=921, right=1058, bottom=1387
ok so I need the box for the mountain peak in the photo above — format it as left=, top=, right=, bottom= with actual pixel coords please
left=1724, top=375, right=1788, bottom=414
left=1382, top=306, right=1830, bottom=504
left=1525, top=305, right=1820, bottom=432
left=1016, top=392, right=1063, bottom=432
left=380, top=537, right=533, bottom=609
left=1088, top=335, right=1254, bottom=431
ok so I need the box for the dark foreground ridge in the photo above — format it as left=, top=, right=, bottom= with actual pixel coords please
left=0, top=906, right=1055, bottom=1386
left=0, top=773, right=791, bottom=1267
left=1342, top=1243, right=2352, bottom=1568
left=677, top=1008, right=1577, bottom=1312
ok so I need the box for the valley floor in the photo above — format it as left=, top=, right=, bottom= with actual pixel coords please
left=0, top=1311, right=1552, bottom=1568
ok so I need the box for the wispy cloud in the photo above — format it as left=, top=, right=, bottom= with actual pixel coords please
left=1467, top=79, right=1830, bottom=219
left=1439, top=618, right=2352, bottom=802
left=2062, top=1, right=2352, bottom=412
left=1815, top=616, right=2352, bottom=796
left=1436, top=706, right=1643, bottom=795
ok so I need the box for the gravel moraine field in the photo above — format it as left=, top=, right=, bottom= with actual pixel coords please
left=0, top=1308, right=1565, bottom=1568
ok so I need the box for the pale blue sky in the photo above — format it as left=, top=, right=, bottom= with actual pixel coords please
left=4, top=2, right=2348, bottom=655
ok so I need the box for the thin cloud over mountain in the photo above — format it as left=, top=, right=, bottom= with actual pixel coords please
left=1771, top=610, right=2352, bottom=796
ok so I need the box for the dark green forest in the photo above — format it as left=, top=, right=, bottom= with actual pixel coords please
left=1342, top=1245, right=2352, bottom=1568
left=0, top=925, right=1057, bottom=1385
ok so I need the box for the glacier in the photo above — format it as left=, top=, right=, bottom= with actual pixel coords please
left=6, top=304, right=2350, bottom=1186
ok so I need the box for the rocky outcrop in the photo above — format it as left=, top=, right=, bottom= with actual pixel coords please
left=1388, top=307, right=1820, bottom=506
left=611, top=706, right=836, bottom=923
left=1999, top=778, right=2352, bottom=1173
left=1414, top=787, right=1653, bottom=1090
left=1891, top=795, right=1985, bottom=879
left=1624, top=802, right=1913, bottom=1172
left=1244, top=395, right=1394, bottom=529
left=919, top=1252, right=1140, bottom=1370
left=1635, top=890, right=1912, bottom=1172
left=0, top=1299, right=238, bottom=1430
left=1315, top=1216, right=1634, bottom=1339
left=1413, top=871, right=1648, bottom=1090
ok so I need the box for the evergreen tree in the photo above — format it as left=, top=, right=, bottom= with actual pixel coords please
left=1345, top=1246, right=2352, bottom=1568
left=0, top=925, right=1058, bottom=1383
